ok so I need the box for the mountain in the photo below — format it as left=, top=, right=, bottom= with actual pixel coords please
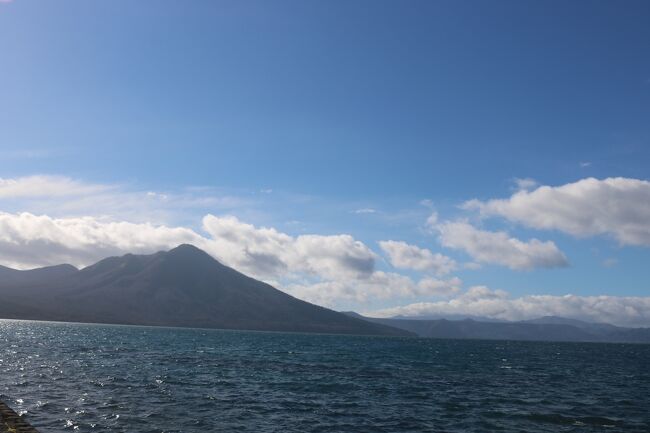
left=0, top=263, right=78, bottom=287
left=520, top=315, right=621, bottom=333
left=344, top=313, right=650, bottom=344
left=0, top=245, right=411, bottom=337
left=391, top=313, right=507, bottom=322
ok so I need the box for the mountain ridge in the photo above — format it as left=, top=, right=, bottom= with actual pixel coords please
left=344, top=313, right=650, bottom=343
left=0, top=245, right=412, bottom=337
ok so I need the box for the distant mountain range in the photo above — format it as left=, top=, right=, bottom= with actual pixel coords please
left=344, top=313, right=650, bottom=344
left=0, top=245, right=410, bottom=337
left=3, top=245, right=648, bottom=343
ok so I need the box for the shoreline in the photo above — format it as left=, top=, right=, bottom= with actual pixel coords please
left=0, top=401, right=39, bottom=433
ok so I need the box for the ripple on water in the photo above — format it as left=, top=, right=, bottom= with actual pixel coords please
left=0, top=320, right=649, bottom=432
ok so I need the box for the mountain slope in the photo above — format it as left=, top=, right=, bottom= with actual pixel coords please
left=0, top=263, right=78, bottom=288
left=0, top=245, right=411, bottom=337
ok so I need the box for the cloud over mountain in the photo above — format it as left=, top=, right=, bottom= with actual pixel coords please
left=283, top=274, right=462, bottom=307
left=1, top=174, right=649, bottom=326
left=201, top=215, right=377, bottom=281
left=370, top=287, right=650, bottom=328
left=0, top=211, right=437, bottom=308
left=0, top=212, right=201, bottom=269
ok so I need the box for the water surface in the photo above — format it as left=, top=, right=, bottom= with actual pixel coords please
left=1, top=320, right=649, bottom=432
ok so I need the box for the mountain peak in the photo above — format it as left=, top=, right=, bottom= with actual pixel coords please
left=165, top=243, right=218, bottom=264
left=170, top=243, right=203, bottom=253
left=0, top=245, right=411, bottom=337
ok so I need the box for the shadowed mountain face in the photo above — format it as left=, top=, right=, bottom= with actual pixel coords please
left=0, top=245, right=411, bottom=337
left=343, top=313, right=650, bottom=344
left=0, top=264, right=78, bottom=287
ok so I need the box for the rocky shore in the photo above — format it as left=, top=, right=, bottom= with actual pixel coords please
left=0, top=401, right=39, bottom=433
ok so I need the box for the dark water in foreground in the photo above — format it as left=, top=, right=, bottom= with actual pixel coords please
left=1, top=320, right=649, bottom=433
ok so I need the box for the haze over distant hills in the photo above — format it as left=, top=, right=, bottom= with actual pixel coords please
left=0, top=245, right=410, bottom=337
left=344, top=313, right=650, bottom=344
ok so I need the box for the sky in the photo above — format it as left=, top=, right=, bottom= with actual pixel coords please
left=1, top=0, right=650, bottom=326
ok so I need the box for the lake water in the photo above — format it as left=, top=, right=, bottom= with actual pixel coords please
left=1, top=319, right=649, bottom=432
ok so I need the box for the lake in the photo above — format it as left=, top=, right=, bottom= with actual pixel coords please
left=1, top=320, right=649, bottom=432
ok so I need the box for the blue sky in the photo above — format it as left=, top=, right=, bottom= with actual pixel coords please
left=1, top=1, right=650, bottom=325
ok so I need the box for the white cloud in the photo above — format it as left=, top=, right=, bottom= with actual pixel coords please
left=146, top=191, right=169, bottom=201
left=0, top=210, right=379, bottom=283
left=2, top=174, right=647, bottom=321
left=460, top=285, right=509, bottom=301
left=0, top=211, right=468, bottom=309
left=201, top=215, right=377, bottom=281
left=513, top=177, right=538, bottom=191
left=283, top=274, right=462, bottom=307
left=0, top=176, right=468, bottom=309
left=0, top=212, right=202, bottom=269
left=379, top=240, right=456, bottom=276
left=426, top=211, right=438, bottom=227
left=369, top=287, right=650, bottom=327
left=465, top=177, right=650, bottom=246
left=0, top=175, right=249, bottom=224
left=0, top=175, right=111, bottom=199
left=416, top=276, right=462, bottom=297
left=435, top=220, right=568, bottom=270
left=352, top=208, right=377, bottom=214
left=284, top=272, right=412, bottom=306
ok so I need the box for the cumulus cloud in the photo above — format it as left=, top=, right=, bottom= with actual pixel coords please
left=379, top=240, right=456, bottom=276
left=416, top=276, right=463, bottom=297
left=435, top=220, right=568, bottom=270
left=4, top=174, right=647, bottom=320
left=0, top=176, right=447, bottom=309
left=283, top=274, right=462, bottom=307
left=201, top=215, right=377, bottom=281
left=0, top=211, right=468, bottom=308
left=284, top=272, right=412, bottom=306
left=0, top=211, right=379, bottom=281
left=465, top=177, right=650, bottom=246
left=369, top=286, right=650, bottom=328
left=0, top=212, right=201, bottom=269
left=513, top=177, right=538, bottom=191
